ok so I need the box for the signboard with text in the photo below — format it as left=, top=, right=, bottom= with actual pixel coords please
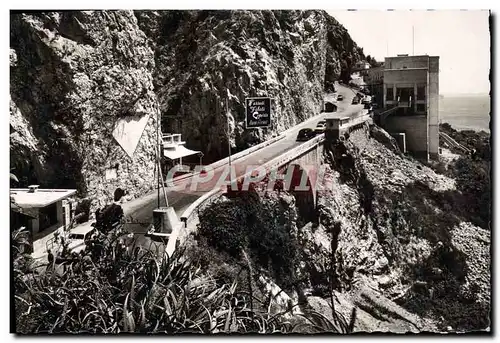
left=245, top=97, right=272, bottom=128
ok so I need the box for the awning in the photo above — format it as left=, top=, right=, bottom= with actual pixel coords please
left=163, top=145, right=201, bottom=160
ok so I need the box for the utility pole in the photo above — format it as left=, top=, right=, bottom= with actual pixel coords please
left=226, top=97, right=232, bottom=167
left=412, top=25, right=415, bottom=55
left=156, top=109, right=160, bottom=209
left=156, top=109, right=168, bottom=208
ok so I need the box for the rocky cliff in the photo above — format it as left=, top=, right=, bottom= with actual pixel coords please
left=10, top=10, right=363, bottom=207
left=135, top=10, right=363, bottom=161
left=10, top=11, right=159, bottom=209
left=317, top=125, right=489, bottom=332
left=193, top=124, right=490, bottom=332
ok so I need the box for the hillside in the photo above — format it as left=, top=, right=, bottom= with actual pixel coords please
left=191, top=124, right=490, bottom=333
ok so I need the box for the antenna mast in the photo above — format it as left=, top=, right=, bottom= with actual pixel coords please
left=156, top=109, right=160, bottom=208
left=412, top=25, right=415, bottom=55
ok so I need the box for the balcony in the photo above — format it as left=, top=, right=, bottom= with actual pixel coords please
left=162, top=133, right=185, bottom=148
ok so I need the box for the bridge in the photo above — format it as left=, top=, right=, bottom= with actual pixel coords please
left=156, top=110, right=371, bottom=256
left=32, top=83, right=368, bottom=260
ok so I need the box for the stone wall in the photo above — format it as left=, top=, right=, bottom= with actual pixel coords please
left=384, top=115, right=428, bottom=157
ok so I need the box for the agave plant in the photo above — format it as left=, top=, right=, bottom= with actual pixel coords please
left=13, top=212, right=358, bottom=334
left=291, top=307, right=357, bottom=334
left=10, top=172, right=18, bottom=183
left=12, top=225, right=290, bottom=334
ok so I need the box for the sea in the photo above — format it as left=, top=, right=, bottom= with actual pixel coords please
left=439, top=95, right=491, bottom=133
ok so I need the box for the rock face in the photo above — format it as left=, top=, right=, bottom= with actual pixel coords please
left=193, top=123, right=489, bottom=332
left=10, top=11, right=160, bottom=209
left=10, top=10, right=363, bottom=206
left=135, top=10, right=364, bottom=161
left=316, top=124, right=490, bottom=331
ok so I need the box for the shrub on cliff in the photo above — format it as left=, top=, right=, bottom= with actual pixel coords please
left=438, top=123, right=491, bottom=229
left=197, top=191, right=301, bottom=291
left=452, top=157, right=491, bottom=229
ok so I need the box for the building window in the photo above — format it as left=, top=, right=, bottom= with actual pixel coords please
left=416, top=104, right=426, bottom=113
left=397, top=87, right=413, bottom=102
left=386, top=87, right=394, bottom=101
left=39, top=203, right=58, bottom=232
left=417, top=86, right=426, bottom=100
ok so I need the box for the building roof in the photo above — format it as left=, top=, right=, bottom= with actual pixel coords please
left=10, top=188, right=76, bottom=208
left=69, top=223, right=96, bottom=235
left=163, top=145, right=200, bottom=160
left=384, top=67, right=429, bottom=71
left=385, top=55, right=438, bottom=59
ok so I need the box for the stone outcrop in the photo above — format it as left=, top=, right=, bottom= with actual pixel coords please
left=315, top=124, right=489, bottom=331
left=135, top=10, right=364, bottom=161
left=10, top=11, right=159, bottom=209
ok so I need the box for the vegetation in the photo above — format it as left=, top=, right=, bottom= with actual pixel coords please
left=438, top=123, right=491, bottom=229
left=365, top=55, right=383, bottom=68
left=13, top=215, right=355, bottom=334
left=197, top=191, right=302, bottom=292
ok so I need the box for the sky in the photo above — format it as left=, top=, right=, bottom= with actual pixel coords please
left=327, top=10, right=491, bottom=95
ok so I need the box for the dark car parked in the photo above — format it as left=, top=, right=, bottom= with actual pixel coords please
left=296, top=128, right=316, bottom=141
left=314, top=120, right=327, bottom=134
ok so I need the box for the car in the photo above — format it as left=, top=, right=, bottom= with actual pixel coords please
left=296, top=128, right=316, bottom=141
left=314, top=121, right=327, bottom=134
left=337, top=94, right=344, bottom=101
left=352, top=97, right=360, bottom=105
left=66, top=226, right=97, bottom=254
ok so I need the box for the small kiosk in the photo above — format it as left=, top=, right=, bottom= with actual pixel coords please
left=162, top=133, right=203, bottom=178
left=147, top=133, right=202, bottom=241
left=324, top=101, right=338, bottom=113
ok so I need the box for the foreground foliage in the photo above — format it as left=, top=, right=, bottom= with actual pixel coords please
left=13, top=225, right=354, bottom=334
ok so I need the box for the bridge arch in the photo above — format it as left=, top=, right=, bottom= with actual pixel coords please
left=279, top=163, right=317, bottom=225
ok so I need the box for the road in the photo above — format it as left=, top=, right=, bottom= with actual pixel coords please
left=121, top=83, right=362, bottom=243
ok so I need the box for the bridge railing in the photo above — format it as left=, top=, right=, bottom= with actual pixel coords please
left=168, top=134, right=327, bottom=256
left=260, top=134, right=325, bottom=173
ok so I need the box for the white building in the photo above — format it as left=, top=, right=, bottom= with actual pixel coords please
left=382, top=55, right=440, bottom=160
left=10, top=185, right=76, bottom=240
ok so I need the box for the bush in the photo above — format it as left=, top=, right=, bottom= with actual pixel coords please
left=454, top=158, right=490, bottom=229
left=13, top=223, right=354, bottom=334
left=74, top=199, right=92, bottom=223
left=198, top=191, right=300, bottom=291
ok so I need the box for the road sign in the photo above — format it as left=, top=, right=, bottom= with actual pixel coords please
left=245, top=97, right=272, bottom=128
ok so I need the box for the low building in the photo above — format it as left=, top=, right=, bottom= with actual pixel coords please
left=10, top=185, right=77, bottom=245
left=162, top=133, right=203, bottom=177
